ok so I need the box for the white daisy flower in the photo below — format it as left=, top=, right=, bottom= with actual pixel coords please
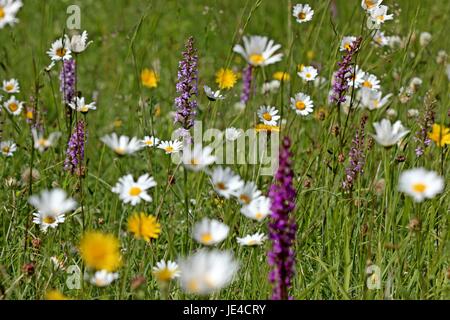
left=290, top=92, right=314, bottom=116
left=261, top=80, right=280, bottom=94
left=67, top=30, right=92, bottom=53
left=257, top=105, right=280, bottom=126
left=233, top=35, right=283, bottom=67
left=373, top=30, right=389, bottom=47
left=89, top=270, right=119, bottom=287
left=0, top=0, right=23, bottom=29
left=340, top=36, right=357, bottom=52
left=210, top=167, right=244, bottom=199
left=1, top=140, right=16, bottom=157
left=298, top=65, right=318, bottom=81
left=29, top=189, right=77, bottom=233
left=347, top=65, right=366, bottom=88
left=371, top=119, right=410, bottom=147
left=158, top=140, right=183, bottom=154
left=292, top=3, right=314, bottom=23
left=68, top=96, right=96, bottom=113
left=153, top=260, right=181, bottom=282
left=141, top=136, right=160, bottom=148
left=409, top=77, right=423, bottom=93
left=398, top=168, right=444, bottom=202
left=111, top=174, right=157, bottom=206
left=233, top=181, right=262, bottom=205
left=369, top=5, right=394, bottom=25
left=2, top=78, right=20, bottom=93
left=203, top=85, right=224, bottom=101
left=193, top=218, right=229, bottom=246
left=3, top=95, right=23, bottom=115
left=178, top=249, right=238, bottom=295
left=182, top=144, right=216, bottom=171
left=237, top=232, right=267, bottom=246
left=360, top=88, right=392, bottom=110
left=361, top=0, right=382, bottom=11
left=47, top=38, right=72, bottom=61
left=101, top=133, right=143, bottom=155
left=240, top=196, right=271, bottom=221
left=224, top=127, right=243, bottom=141
left=32, top=129, right=61, bottom=152
left=361, top=73, right=381, bottom=91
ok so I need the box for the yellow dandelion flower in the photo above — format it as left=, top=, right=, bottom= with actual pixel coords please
left=306, top=50, right=315, bottom=60
left=255, top=124, right=280, bottom=132
left=428, top=124, right=450, bottom=147
left=128, top=212, right=161, bottom=242
left=79, top=231, right=122, bottom=272
left=113, top=118, right=123, bottom=128
left=154, top=104, right=161, bottom=117
left=45, top=289, right=69, bottom=300
left=215, top=68, right=237, bottom=90
left=141, top=68, right=159, bottom=89
left=273, top=71, right=290, bottom=82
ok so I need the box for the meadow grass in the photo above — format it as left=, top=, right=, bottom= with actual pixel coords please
left=0, top=0, right=449, bottom=300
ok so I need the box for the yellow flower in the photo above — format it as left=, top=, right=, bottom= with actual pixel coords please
left=128, top=212, right=161, bottom=242
left=141, top=68, right=159, bottom=88
left=306, top=50, right=315, bottom=60
left=113, top=118, right=123, bottom=128
left=428, top=124, right=450, bottom=147
left=255, top=124, right=280, bottom=132
left=273, top=71, right=290, bottom=82
left=215, top=68, right=237, bottom=90
left=79, top=231, right=122, bottom=272
left=45, top=289, right=69, bottom=300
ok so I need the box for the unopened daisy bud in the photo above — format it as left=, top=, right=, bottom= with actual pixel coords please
left=436, top=50, right=448, bottom=65
left=407, top=108, right=420, bottom=118
left=21, top=167, right=40, bottom=185
left=419, top=32, right=432, bottom=47
left=386, top=108, right=397, bottom=118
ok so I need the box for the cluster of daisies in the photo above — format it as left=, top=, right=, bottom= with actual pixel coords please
left=0, top=78, right=21, bottom=157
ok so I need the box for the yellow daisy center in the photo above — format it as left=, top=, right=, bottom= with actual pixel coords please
left=240, top=194, right=251, bottom=204
left=80, top=105, right=89, bottom=113
left=249, top=54, right=265, bottom=65
left=296, top=101, right=306, bottom=110
left=255, top=212, right=263, bottom=220
left=56, top=48, right=67, bottom=57
left=373, top=100, right=380, bottom=108
left=298, top=12, right=306, bottom=20
left=145, top=140, right=153, bottom=146
left=114, top=147, right=125, bottom=155
left=38, top=138, right=47, bottom=147
left=155, top=268, right=174, bottom=282
left=412, top=183, right=426, bottom=193
left=5, top=84, right=14, bottom=91
left=164, top=146, right=174, bottom=153
left=216, top=182, right=226, bottom=190
left=247, top=240, right=257, bottom=245
left=187, top=279, right=200, bottom=293
left=344, top=43, right=352, bottom=51
left=43, top=216, right=56, bottom=224
left=377, top=15, right=385, bottom=22
left=200, top=232, right=213, bottom=244
left=0, top=7, right=5, bottom=19
left=8, top=103, right=18, bottom=112
left=190, top=158, right=199, bottom=165
left=262, top=112, right=272, bottom=121
left=305, top=72, right=312, bottom=78
left=129, top=187, right=142, bottom=196
left=363, top=80, right=372, bottom=88
left=2, top=146, right=10, bottom=153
